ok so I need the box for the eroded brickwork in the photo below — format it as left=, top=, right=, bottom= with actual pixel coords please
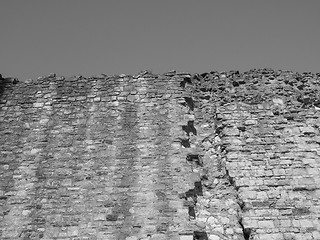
left=0, top=69, right=319, bottom=240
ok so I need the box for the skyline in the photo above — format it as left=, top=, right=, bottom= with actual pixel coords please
left=1, top=0, right=320, bottom=80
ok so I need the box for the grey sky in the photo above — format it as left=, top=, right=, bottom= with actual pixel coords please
left=1, top=0, right=319, bottom=80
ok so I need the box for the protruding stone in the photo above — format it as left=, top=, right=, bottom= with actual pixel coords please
left=48, top=73, right=56, bottom=78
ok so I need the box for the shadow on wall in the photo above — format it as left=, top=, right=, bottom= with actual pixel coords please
left=193, top=231, right=208, bottom=240
left=0, top=74, right=7, bottom=99
left=0, top=74, right=18, bottom=99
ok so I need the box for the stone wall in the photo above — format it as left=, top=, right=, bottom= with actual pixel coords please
left=0, top=69, right=319, bottom=240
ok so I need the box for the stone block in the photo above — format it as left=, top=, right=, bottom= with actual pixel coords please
left=256, top=191, right=268, bottom=200
left=258, top=220, right=275, bottom=228
left=94, top=213, right=106, bottom=221
left=279, top=219, right=291, bottom=228
left=33, top=102, right=44, bottom=108
left=125, top=237, right=138, bottom=240
left=150, top=234, right=167, bottom=240
left=180, top=235, right=193, bottom=240
left=300, top=126, right=315, bottom=134
left=313, top=231, right=320, bottom=239
left=300, top=219, right=313, bottom=228
left=258, top=233, right=284, bottom=240
left=208, top=235, right=220, bottom=240
left=244, top=119, right=258, bottom=125
left=68, top=226, right=79, bottom=236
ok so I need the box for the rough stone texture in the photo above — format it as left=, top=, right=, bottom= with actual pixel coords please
left=0, top=69, right=319, bottom=240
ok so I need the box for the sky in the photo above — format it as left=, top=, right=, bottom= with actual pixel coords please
left=0, top=0, right=319, bottom=80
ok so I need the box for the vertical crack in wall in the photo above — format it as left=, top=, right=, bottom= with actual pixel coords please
left=179, top=76, right=249, bottom=240
left=202, top=103, right=251, bottom=240
left=224, top=166, right=251, bottom=239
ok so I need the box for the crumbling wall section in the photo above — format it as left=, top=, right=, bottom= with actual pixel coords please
left=188, top=69, right=320, bottom=240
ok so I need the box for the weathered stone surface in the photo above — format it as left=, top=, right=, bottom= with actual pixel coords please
left=0, top=69, right=319, bottom=239
left=188, top=69, right=320, bottom=240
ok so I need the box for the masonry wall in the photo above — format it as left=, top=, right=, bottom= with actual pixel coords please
left=0, top=69, right=319, bottom=240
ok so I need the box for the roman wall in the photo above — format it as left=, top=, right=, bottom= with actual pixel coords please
left=0, top=69, right=319, bottom=240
